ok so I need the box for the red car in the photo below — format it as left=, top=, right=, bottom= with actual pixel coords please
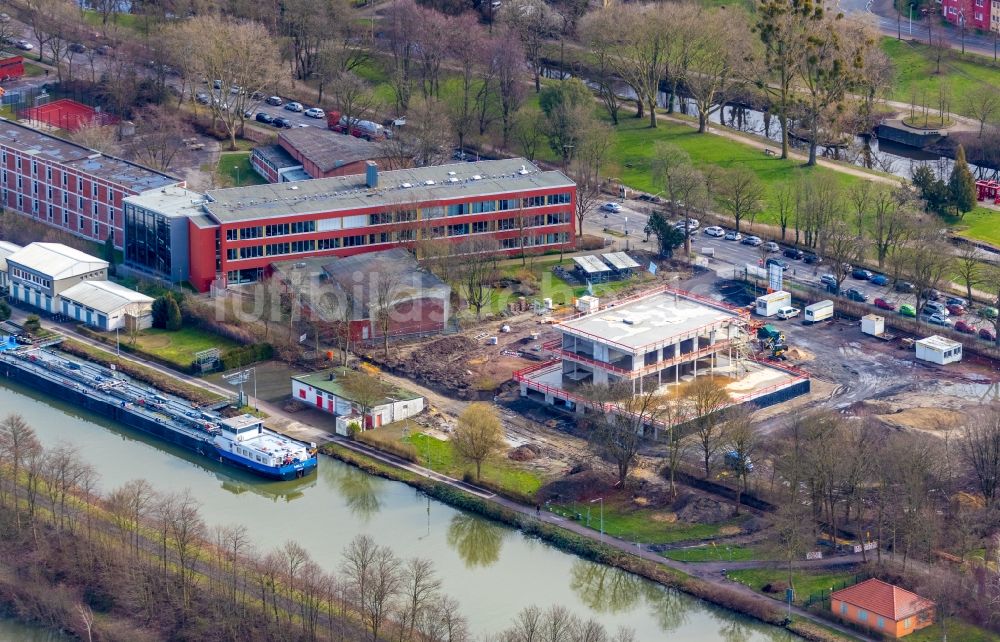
left=873, top=298, right=896, bottom=311
left=981, top=328, right=997, bottom=342
left=955, top=320, right=976, bottom=334
left=947, top=304, right=965, bottom=316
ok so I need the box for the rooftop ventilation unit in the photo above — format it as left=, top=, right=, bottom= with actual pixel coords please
left=518, top=165, right=529, bottom=175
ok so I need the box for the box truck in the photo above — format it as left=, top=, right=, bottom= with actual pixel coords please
left=804, top=300, right=834, bottom=324
left=755, top=291, right=791, bottom=317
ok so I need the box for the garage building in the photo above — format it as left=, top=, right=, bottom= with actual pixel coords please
left=291, top=367, right=424, bottom=433
left=59, top=280, right=154, bottom=331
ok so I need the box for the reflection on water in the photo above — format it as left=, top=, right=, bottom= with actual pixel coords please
left=720, top=618, right=755, bottom=642
left=569, top=560, right=643, bottom=614
left=328, top=464, right=384, bottom=520
left=447, top=513, right=506, bottom=568
left=220, top=475, right=314, bottom=502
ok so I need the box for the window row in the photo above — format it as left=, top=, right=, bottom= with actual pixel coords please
left=0, top=159, right=120, bottom=203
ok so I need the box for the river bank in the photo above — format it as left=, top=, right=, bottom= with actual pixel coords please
left=322, top=441, right=860, bottom=642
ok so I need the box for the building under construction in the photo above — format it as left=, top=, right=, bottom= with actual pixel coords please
left=515, top=286, right=809, bottom=421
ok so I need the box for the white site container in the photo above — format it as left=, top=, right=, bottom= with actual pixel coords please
left=755, top=291, right=791, bottom=318
left=861, top=314, right=884, bottom=337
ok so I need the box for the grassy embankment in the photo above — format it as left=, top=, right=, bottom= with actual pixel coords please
left=77, top=324, right=240, bottom=371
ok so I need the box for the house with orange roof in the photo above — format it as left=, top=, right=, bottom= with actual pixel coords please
left=830, top=578, right=935, bottom=638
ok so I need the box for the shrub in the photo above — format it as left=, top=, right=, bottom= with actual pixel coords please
left=151, top=294, right=182, bottom=330
left=0, top=299, right=10, bottom=322
left=219, top=343, right=274, bottom=370
left=346, top=422, right=362, bottom=440
left=22, top=314, right=41, bottom=334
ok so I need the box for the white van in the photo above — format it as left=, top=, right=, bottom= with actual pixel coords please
left=776, top=306, right=800, bottom=320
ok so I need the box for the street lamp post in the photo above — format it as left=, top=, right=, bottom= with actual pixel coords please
left=909, top=3, right=913, bottom=36
left=590, top=497, right=604, bottom=540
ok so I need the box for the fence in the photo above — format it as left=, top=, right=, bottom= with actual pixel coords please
left=802, top=572, right=873, bottom=609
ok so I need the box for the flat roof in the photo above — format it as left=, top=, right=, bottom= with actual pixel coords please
left=559, top=289, right=741, bottom=351
left=0, top=118, right=178, bottom=192
left=916, top=335, right=961, bottom=351
left=279, top=128, right=382, bottom=173
left=202, top=158, right=574, bottom=224
left=293, top=368, right=421, bottom=405
left=602, top=252, right=640, bottom=270
left=7, top=242, right=107, bottom=279
left=220, top=413, right=264, bottom=431
left=60, top=280, right=154, bottom=313
left=254, top=144, right=302, bottom=171
left=573, top=255, right=611, bottom=274
left=124, top=186, right=207, bottom=218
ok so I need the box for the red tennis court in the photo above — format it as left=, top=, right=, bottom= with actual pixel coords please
left=23, top=98, right=118, bottom=132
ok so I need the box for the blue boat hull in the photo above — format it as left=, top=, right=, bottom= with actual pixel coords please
left=1, top=358, right=317, bottom=481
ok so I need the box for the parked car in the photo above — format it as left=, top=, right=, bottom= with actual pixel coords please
left=852, top=268, right=873, bottom=280
left=874, top=298, right=896, bottom=311
left=870, top=274, right=889, bottom=286
left=803, top=253, right=821, bottom=264
left=946, top=296, right=967, bottom=307
left=255, top=112, right=274, bottom=124
left=980, top=328, right=997, bottom=341
left=741, top=235, right=762, bottom=246
left=928, top=313, right=954, bottom=328
left=946, top=304, right=965, bottom=316
left=195, top=92, right=210, bottom=105
left=68, top=43, right=86, bottom=54
left=783, top=248, right=804, bottom=260
left=955, top=320, right=977, bottom=334
left=922, top=288, right=941, bottom=301
left=764, top=242, right=780, bottom=253
left=724, top=231, right=742, bottom=241
left=820, top=274, right=838, bottom=288
left=284, top=101, right=304, bottom=112
left=272, top=117, right=291, bottom=128
left=265, top=95, right=283, bottom=106
left=845, top=288, right=868, bottom=302
left=923, top=301, right=947, bottom=316
left=766, top=257, right=789, bottom=271
left=15, top=40, right=33, bottom=51
left=776, top=306, right=800, bottom=320
left=894, top=280, right=915, bottom=293
left=304, top=107, right=325, bottom=119
left=682, top=218, right=699, bottom=231
left=899, top=304, right=916, bottom=317
left=981, top=306, right=999, bottom=320
left=95, top=44, right=112, bottom=55
left=601, top=202, right=622, bottom=213
left=704, top=226, right=725, bottom=237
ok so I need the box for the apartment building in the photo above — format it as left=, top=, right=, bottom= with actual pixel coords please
left=942, top=0, right=991, bottom=31
left=0, top=119, right=180, bottom=249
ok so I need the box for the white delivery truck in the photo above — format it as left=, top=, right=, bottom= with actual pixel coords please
left=755, top=291, right=791, bottom=317
left=804, top=300, right=834, bottom=324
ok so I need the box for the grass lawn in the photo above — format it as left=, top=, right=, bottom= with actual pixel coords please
left=22, top=62, right=45, bottom=78
left=217, top=152, right=266, bottom=188
left=907, top=619, right=1000, bottom=642
left=549, top=497, right=747, bottom=546
left=952, top=206, right=1000, bottom=246
left=727, top=568, right=861, bottom=606
left=405, top=432, right=544, bottom=497
left=883, top=37, right=1000, bottom=118
left=606, top=115, right=864, bottom=227
left=131, top=327, right=239, bottom=369
left=662, top=543, right=769, bottom=562
left=80, top=9, right=143, bottom=32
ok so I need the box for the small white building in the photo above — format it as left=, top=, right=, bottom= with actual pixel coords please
left=59, top=280, right=155, bottom=331
left=0, top=240, right=23, bottom=290
left=915, top=335, right=962, bottom=365
left=861, top=314, right=884, bottom=337
left=291, top=368, right=424, bottom=434
left=6, top=242, right=108, bottom=313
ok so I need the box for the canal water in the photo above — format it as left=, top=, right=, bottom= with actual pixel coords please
left=0, top=377, right=797, bottom=641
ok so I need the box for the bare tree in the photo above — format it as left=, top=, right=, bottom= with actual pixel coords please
left=686, top=8, right=752, bottom=133
left=173, top=16, right=281, bottom=150
left=456, top=237, right=499, bottom=319
left=961, top=406, right=1000, bottom=508
left=339, top=371, right=392, bottom=427
left=774, top=181, right=794, bottom=241
left=511, top=109, right=544, bottom=161
left=452, top=403, right=506, bottom=481
left=0, top=415, right=41, bottom=526
left=69, top=124, right=121, bottom=156
left=965, top=84, right=1000, bottom=137
left=500, top=0, right=558, bottom=93
left=682, top=378, right=733, bottom=477
left=331, top=71, right=379, bottom=134
left=125, top=105, right=190, bottom=172
left=400, top=557, right=442, bottom=640
left=723, top=406, right=758, bottom=515
left=716, top=167, right=766, bottom=234
left=372, top=271, right=403, bottom=358
left=821, top=220, right=863, bottom=293
left=652, top=142, right=707, bottom=254
left=582, top=382, right=668, bottom=487
left=955, top=242, right=984, bottom=304
left=908, top=230, right=954, bottom=325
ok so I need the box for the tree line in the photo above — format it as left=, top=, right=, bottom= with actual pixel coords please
left=0, top=413, right=642, bottom=641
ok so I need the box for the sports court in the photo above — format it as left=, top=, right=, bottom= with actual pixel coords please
left=23, top=98, right=117, bottom=132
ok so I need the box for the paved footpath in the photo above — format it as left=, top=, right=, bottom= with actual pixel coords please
left=12, top=310, right=872, bottom=641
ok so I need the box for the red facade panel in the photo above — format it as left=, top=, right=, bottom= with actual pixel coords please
left=188, top=222, right=219, bottom=292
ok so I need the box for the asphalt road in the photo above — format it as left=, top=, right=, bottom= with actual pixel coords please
left=585, top=203, right=998, bottom=341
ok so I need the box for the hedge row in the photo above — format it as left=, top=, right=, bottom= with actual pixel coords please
left=218, top=343, right=274, bottom=371
left=320, top=444, right=861, bottom=641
